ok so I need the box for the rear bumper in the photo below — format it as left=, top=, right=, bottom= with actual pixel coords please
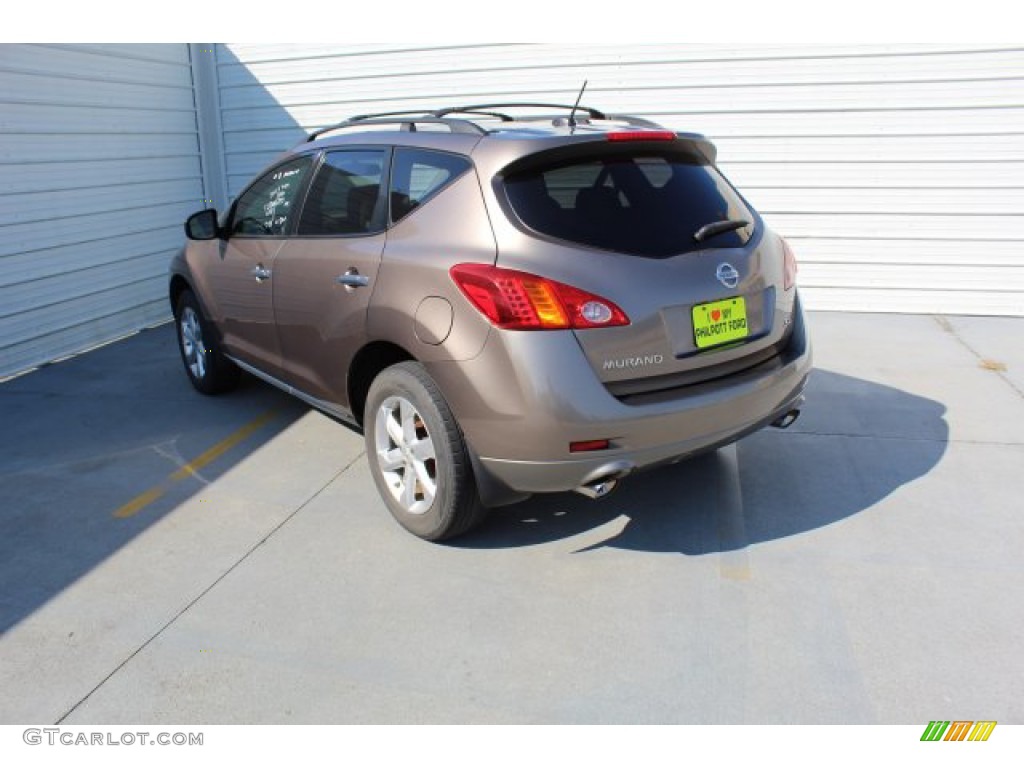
left=479, top=388, right=806, bottom=497
left=427, top=293, right=812, bottom=503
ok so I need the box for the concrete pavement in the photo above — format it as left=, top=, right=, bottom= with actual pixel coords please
left=1, top=312, right=1021, bottom=723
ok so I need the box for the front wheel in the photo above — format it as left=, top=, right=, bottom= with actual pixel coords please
left=364, top=362, right=486, bottom=541
left=174, top=289, right=239, bottom=395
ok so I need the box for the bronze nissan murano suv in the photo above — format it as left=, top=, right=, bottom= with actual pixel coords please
left=170, top=103, right=812, bottom=540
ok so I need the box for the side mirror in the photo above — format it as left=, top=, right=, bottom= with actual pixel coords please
left=185, top=209, right=221, bottom=241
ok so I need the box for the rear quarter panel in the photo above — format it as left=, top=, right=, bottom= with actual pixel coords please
left=367, top=169, right=497, bottom=363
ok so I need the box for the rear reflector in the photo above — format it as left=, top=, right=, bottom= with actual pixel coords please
left=450, top=264, right=629, bottom=330
left=570, top=439, right=610, bottom=453
left=606, top=130, right=676, bottom=142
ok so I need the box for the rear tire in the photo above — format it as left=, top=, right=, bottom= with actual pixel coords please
left=174, top=289, right=239, bottom=395
left=365, top=362, right=487, bottom=541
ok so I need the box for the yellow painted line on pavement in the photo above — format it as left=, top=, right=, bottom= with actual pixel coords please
left=111, top=487, right=164, bottom=519
left=169, top=411, right=278, bottom=481
left=113, top=410, right=277, bottom=519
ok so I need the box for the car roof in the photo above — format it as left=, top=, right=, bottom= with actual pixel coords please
left=291, top=103, right=717, bottom=167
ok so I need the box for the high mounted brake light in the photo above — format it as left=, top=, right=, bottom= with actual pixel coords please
left=606, top=130, right=677, bottom=142
left=450, top=264, right=629, bottom=330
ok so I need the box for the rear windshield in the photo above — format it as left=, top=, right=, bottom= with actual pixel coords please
left=502, top=152, right=754, bottom=258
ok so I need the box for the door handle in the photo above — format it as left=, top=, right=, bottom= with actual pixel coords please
left=250, top=265, right=272, bottom=281
left=336, top=269, right=370, bottom=290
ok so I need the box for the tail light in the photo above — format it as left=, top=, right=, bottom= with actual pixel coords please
left=781, top=238, right=798, bottom=291
left=450, top=264, right=629, bottom=330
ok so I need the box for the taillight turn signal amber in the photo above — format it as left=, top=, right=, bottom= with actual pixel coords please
left=450, top=264, right=630, bottom=330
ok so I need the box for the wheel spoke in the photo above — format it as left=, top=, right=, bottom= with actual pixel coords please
left=401, top=400, right=418, bottom=445
left=400, top=466, right=418, bottom=508
left=382, top=410, right=401, bottom=448
left=195, top=346, right=206, bottom=378
left=411, top=459, right=436, bottom=501
left=408, top=436, right=435, bottom=462
left=378, top=447, right=404, bottom=472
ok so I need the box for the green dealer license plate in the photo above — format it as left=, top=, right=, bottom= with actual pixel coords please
left=692, top=297, right=749, bottom=349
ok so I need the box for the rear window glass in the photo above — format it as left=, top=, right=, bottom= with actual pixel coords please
left=503, top=152, right=753, bottom=257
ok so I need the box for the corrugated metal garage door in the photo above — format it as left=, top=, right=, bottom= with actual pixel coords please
left=216, top=43, right=1024, bottom=316
left=0, top=44, right=205, bottom=379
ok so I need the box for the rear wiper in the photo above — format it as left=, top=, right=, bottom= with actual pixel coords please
left=693, top=219, right=750, bottom=243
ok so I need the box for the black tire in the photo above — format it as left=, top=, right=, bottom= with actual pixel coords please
left=174, top=289, right=239, bottom=395
left=364, top=361, right=487, bottom=541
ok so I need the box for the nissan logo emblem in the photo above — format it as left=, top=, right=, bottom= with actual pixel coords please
left=716, top=263, right=740, bottom=289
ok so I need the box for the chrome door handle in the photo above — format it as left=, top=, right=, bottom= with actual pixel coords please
left=336, top=269, right=370, bottom=289
left=250, top=265, right=272, bottom=281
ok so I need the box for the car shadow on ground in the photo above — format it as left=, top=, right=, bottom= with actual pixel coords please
left=452, top=369, right=949, bottom=553
left=0, top=325, right=306, bottom=635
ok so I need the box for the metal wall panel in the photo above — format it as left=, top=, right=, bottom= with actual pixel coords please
left=217, top=43, right=1024, bottom=316
left=3, top=43, right=1021, bottom=381
left=0, top=44, right=204, bottom=378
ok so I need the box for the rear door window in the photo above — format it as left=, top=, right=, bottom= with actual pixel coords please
left=297, top=150, right=387, bottom=236
left=502, top=151, right=754, bottom=258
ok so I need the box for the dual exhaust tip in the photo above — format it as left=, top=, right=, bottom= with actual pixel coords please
left=575, top=477, right=619, bottom=500
left=572, top=409, right=801, bottom=500
left=573, top=460, right=633, bottom=500
left=771, top=408, right=801, bottom=429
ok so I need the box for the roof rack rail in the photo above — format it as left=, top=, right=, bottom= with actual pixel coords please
left=301, top=104, right=667, bottom=145
left=347, top=109, right=444, bottom=122
left=304, top=112, right=485, bottom=143
left=434, top=102, right=608, bottom=120
left=430, top=108, right=516, bottom=122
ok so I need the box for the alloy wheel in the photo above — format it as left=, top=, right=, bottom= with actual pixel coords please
left=179, top=306, right=207, bottom=381
left=374, top=395, right=438, bottom=515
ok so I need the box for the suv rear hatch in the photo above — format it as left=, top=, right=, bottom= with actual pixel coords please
left=488, top=135, right=797, bottom=398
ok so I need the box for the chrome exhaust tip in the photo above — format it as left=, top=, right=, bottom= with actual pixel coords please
left=574, top=477, right=619, bottom=500
left=771, top=409, right=801, bottom=429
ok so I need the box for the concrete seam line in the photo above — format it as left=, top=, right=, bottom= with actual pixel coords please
left=54, top=450, right=366, bottom=725
left=933, top=314, right=1024, bottom=401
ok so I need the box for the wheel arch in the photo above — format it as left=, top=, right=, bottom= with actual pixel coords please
left=347, top=341, right=416, bottom=428
left=353, top=344, right=530, bottom=509
left=169, top=273, right=192, bottom=314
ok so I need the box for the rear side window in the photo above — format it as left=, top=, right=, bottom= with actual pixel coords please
left=298, top=150, right=386, bottom=236
left=502, top=151, right=754, bottom=258
left=390, top=148, right=471, bottom=224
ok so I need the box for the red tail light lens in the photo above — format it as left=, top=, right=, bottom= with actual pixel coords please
left=781, top=238, right=798, bottom=291
left=450, top=264, right=629, bottom=330
left=606, top=130, right=676, bottom=142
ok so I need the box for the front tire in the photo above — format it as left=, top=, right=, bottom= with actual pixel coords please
left=365, top=362, right=486, bottom=541
left=174, top=289, right=239, bottom=395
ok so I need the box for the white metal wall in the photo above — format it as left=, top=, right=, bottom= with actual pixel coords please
left=218, top=43, right=1024, bottom=316
left=0, top=44, right=205, bottom=378
left=2, top=44, right=1021, bottom=378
